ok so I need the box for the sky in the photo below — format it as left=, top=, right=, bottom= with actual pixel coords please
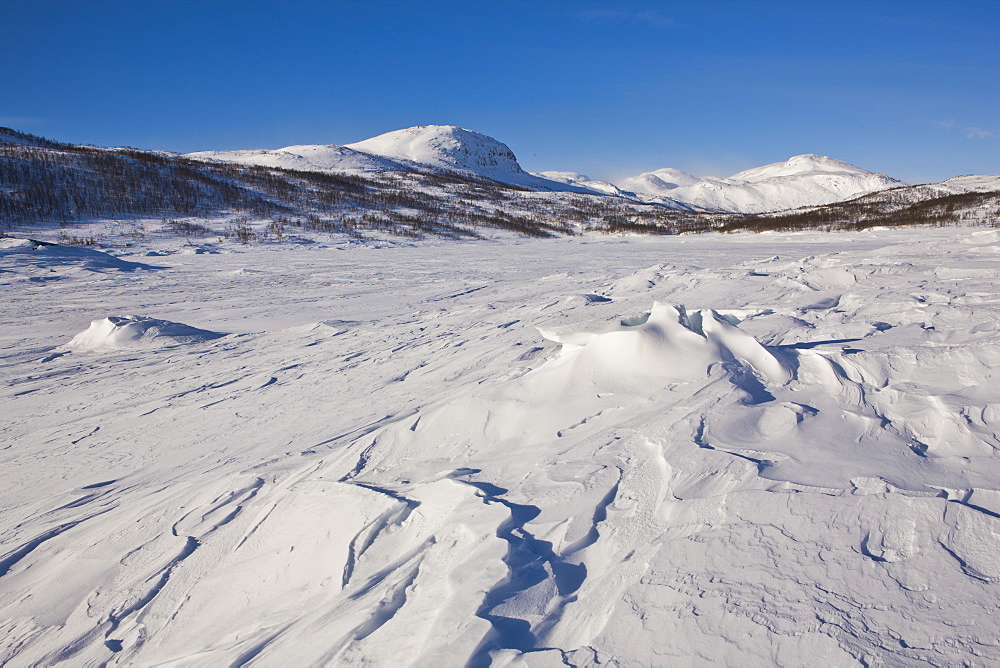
left=2, top=0, right=997, bottom=184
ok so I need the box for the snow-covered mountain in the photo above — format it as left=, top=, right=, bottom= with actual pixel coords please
left=617, top=154, right=905, bottom=213
left=187, top=125, right=594, bottom=194
left=184, top=128, right=910, bottom=213
left=185, top=144, right=411, bottom=173
left=924, top=174, right=1000, bottom=195
left=618, top=167, right=703, bottom=193
left=531, top=171, right=629, bottom=197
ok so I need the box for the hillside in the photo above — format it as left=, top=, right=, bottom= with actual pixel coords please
left=190, top=125, right=605, bottom=196
left=1, top=127, right=997, bottom=243
left=616, top=154, right=905, bottom=213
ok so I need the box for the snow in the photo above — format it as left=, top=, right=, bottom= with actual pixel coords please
left=617, top=166, right=703, bottom=191
left=186, top=125, right=595, bottom=194
left=65, top=315, right=225, bottom=351
left=184, top=144, right=410, bottom=173
left=2, top=225, right=1000, bottom=665
left=530, top=171, right=628, bottom=197
left=618, top=154, right=905, bottom=213
left=182, top=127, right=922, bottom=213
left=929, top=174, right=1000, bottom=194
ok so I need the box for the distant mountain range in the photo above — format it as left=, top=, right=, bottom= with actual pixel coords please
left=2, top=124, right=998, bottom=239
left=188, top=125, right=915, bottom=213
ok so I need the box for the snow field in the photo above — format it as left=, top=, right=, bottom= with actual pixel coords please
left=1, top=227, right=1000, bottom=665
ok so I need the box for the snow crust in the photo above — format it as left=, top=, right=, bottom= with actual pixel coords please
left=3, top=227, right=1000, bottom=666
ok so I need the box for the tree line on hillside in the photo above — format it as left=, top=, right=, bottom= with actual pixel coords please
left=2, top=128, right=996, bottom=239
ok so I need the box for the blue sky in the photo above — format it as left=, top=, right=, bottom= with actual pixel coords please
left=2, top=1, right=997, bottom=183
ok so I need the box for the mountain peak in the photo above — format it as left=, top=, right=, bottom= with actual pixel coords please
left=730, top=154, right=877, bottom=182
left=345, top=125, right=523, bottom=176
left=615, top=154, right=904, bottom=213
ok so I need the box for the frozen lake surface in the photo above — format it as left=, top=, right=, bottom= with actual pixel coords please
left=2, top=227, right=1000, bottom=666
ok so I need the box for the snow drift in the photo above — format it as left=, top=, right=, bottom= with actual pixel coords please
left=538, top=302, right=790, bottom=388
left=66, top=315, right=225, bottom=351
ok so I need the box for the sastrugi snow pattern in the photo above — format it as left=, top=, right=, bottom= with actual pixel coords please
left=3, top=226, right=1000, bottom=665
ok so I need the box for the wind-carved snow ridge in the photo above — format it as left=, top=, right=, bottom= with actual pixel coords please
left=536, top=301, right=791, bottom=392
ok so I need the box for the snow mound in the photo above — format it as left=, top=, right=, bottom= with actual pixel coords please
left=538, top=302, right=790, bottom=390
left=0, top=238, right=154, bottom=272
left=618, top=154, right=904, bottom=213
left=66, top=316, right=225, bottom=351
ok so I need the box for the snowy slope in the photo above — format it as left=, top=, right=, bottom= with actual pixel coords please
left=186, top=125, right=596, bottom=193
left=184, top=129, right=910, bottom=211
left=0, top=126, right=64, bottom=149
left=345, top=125, right=596, bottom=192
left=620, top=154, right=905, bottom=213
left=531, top=171, right=628, bottom=197
left=184, top=144, right=411, bottom=173
left=929, top=174, right=1000, bottom=194
left=618, top=166, right=703, bottom=192
left=3, top=226, right=1000, bottom=665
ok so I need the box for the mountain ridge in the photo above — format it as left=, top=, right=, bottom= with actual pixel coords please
left=184, top=126, right=908, bottom=213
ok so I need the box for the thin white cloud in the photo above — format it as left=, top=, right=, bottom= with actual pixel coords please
left=932, top=120, right=955, bottom=129
left=965, top=127, right=996, bottom=139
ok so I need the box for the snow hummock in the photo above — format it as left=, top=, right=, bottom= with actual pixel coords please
left=66, top=315, right=225, bottom=351
left=0, top=237, right=155, bottom=272
left=618, top=154, right=905, bottom=213
left=537, top=302, right=790, bottom=388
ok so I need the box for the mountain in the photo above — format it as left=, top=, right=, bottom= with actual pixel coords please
left=0, top=127, right=64, bottom=148
left=921, top=174, right=1000, bottom=195
left=531, top=171, right=628, bottom=197
left=187, top=125, right=596, bottom=194
left=618, top=154, right=905, bottom=213
left=184, top=129, right=908, bottom=214
left=185, top=144, right=411, bottom=173
left=3, top=125, right=994, bottom=239
left=618, top=167, right=703, bottom=192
